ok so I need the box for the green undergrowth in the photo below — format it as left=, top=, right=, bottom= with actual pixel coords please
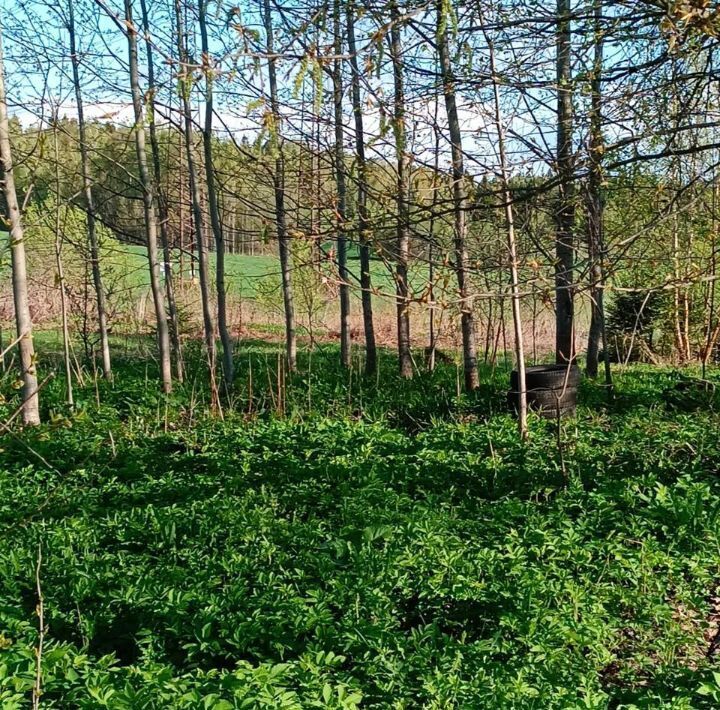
left=1, top=342, right=720, bottom=708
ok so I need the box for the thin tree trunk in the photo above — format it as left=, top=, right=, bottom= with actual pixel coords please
left=585, top=0, right=612, bottom=394
left=263, top=0, right=296, bottom=371
left=347, top=0, right=377, bottom=375
left=0, top=30, right=40, bottom=426
left=702, top=178, right=719, bottom=373
left=179, top=127, right=186, bottom=280
left=314, top=72, right=322, bottom=266
left=231, top=207, right=238, bottom=255
left=52, top=117, right=74, bottom=407
left=68, top=0, right=111, bottom=379
left=390, top=2, right=412, bottom=378
left=485, top=21, right=528, bottom=439
left=310, top=66, right=321, bottom=269
left=124, top=0, right=172, bottom=393
left=140, top=0, right=184, bottom=382
left=427, top=103, right=442, bottom=372
left=683, top=229, right=692, bottom=361
left=198, top=0, right=234, bottom=388
left=333, top=0, right=351, bottom=367
left=436, top=1, right=479, bottom=391
left=672, top=190, right=685, bottom=360
left=175, top=0, right=220, bottom=407
left=555, top=0, right=575, bottom=363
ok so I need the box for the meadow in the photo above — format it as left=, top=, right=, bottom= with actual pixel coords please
left=1, top=340, right=719, bottom=708
left=108, top=245, right=419, bottom=302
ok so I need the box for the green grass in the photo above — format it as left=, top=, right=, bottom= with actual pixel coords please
left=111, top=245, right=426, bottom=301
left=1, top=342, right=720, bottom=707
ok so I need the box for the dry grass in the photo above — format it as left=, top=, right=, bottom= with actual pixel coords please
left=2, top=276, right=596, bottom=363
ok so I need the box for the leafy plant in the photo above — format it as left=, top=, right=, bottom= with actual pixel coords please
left=1, top=343, right=719, bottom=707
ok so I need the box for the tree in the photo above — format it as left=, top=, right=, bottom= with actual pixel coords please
left=483, top=10, right=528, bottom=439
left=263, top=0, right=297, bottom=372
left=124, top=0, right=172, bottom=393
left=347, top=0, right=377, bottom=375
left=332, top=0, right=351, bottom=368
left=198, top=0, right=234, bottom=388
left=390, top=1, right=412, bottom=378
left=0, top=28, right=40, bottom=426
left=140, top=0, right=184, bottom=382
left=52, top=113, right=74, bottom=407
left=555, top=0, right=575, bottom=363
left=585, top=0, right=612, bottom=393
left=436, top=0, right=479, bottom=391
left=175, top=0, right=220, bottom=409
left=67, top=0, right=112, bottom=379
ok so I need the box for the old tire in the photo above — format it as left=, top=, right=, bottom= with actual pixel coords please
left=508, top=364, right=579, bottom=420
left=527, top=387, right=576, bottom=409
left=511, top=364, right=581, bottom=391
left=507, top=388, right=577, bottom=414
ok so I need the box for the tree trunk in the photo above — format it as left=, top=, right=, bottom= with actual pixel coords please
left=333, top=0, right=351, bottom=367
left=198, top=0, right=234, bottom=388
left=0, top=30, right=40, bottom=426
left=702, top=178, right=719, bottom=374
left=179, top=128, right=186, bottom=280
left=175, top=0, right=220, bottom=407
left=263, top=0, right=296, bottom=371
left=585, top=0, right=612, bottom=394
left=140, top=0, right=184, bottom=382
left=436, top=1, right=479, bottom=391
left=484, top=18, right=528, bottom=439
left=427, top=102, right=442, bottom=372
left=390, top=2, right=412, bottom=378
left=347, top=0, right=377, bottom=375
left=68, top=0, right=112, bottom=379
left=124, top=0, right=172, bottom=393
left=555, top=0, right=575, bottom=363
left=53, top=117, right=74, bottom=407
left=672, top=184, right=686, bottom=361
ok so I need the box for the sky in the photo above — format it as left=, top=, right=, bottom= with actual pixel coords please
left=0, top=0, right=708, bottom=182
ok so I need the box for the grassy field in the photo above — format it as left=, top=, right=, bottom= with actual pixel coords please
left=113, top=245, right=425, bottom=301
left=1, top=339, right=720, bottom=708
left=3, top=238, right=582, bottom=357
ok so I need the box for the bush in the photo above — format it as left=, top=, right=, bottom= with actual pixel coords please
left=605, top=291, right=666, bottom=362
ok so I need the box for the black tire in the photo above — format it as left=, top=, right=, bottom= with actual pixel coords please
left=527, top=387, right=577, bottom=410
left=507, top=387, right=577, bottom=415
left=511, top=364, right=581, bottom=391
left=507, top=389, right=577, bottom=419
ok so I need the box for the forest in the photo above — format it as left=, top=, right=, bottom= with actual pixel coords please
left=1, top=0, right=720, bottom=706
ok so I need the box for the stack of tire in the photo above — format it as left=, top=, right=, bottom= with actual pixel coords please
left=508, top=364, right=580, bottom=419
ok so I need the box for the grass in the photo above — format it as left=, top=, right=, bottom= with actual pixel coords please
left=1, top=340, right=720, bottom=708
left=112, top=245, right=426, bottom=301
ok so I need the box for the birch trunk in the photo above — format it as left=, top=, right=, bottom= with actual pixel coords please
left=0, top=30, right=40, bottom=425
left=263, top=0, right=296, bottom=371
left=436, top=0, right=479, bottom=391
left=585, top=0, right=612, bottom=395
left=124, top=0, right=172, bottom=393
left=347, top=0, right=377, bottom=375
left=53, top=117, right=74, bottom=407
left=333, top=0, right=351, bottom=367
left=140, top=0, right=184, bottom=382
left=390, top=2, right=412, bottom=378
left=485, top=20, right=528, bottom=439
left=198, top=0, right=234, bottom=388
left=68, top=0, right=112, bottom=379
left=175, top=0, right=220, bottom=407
